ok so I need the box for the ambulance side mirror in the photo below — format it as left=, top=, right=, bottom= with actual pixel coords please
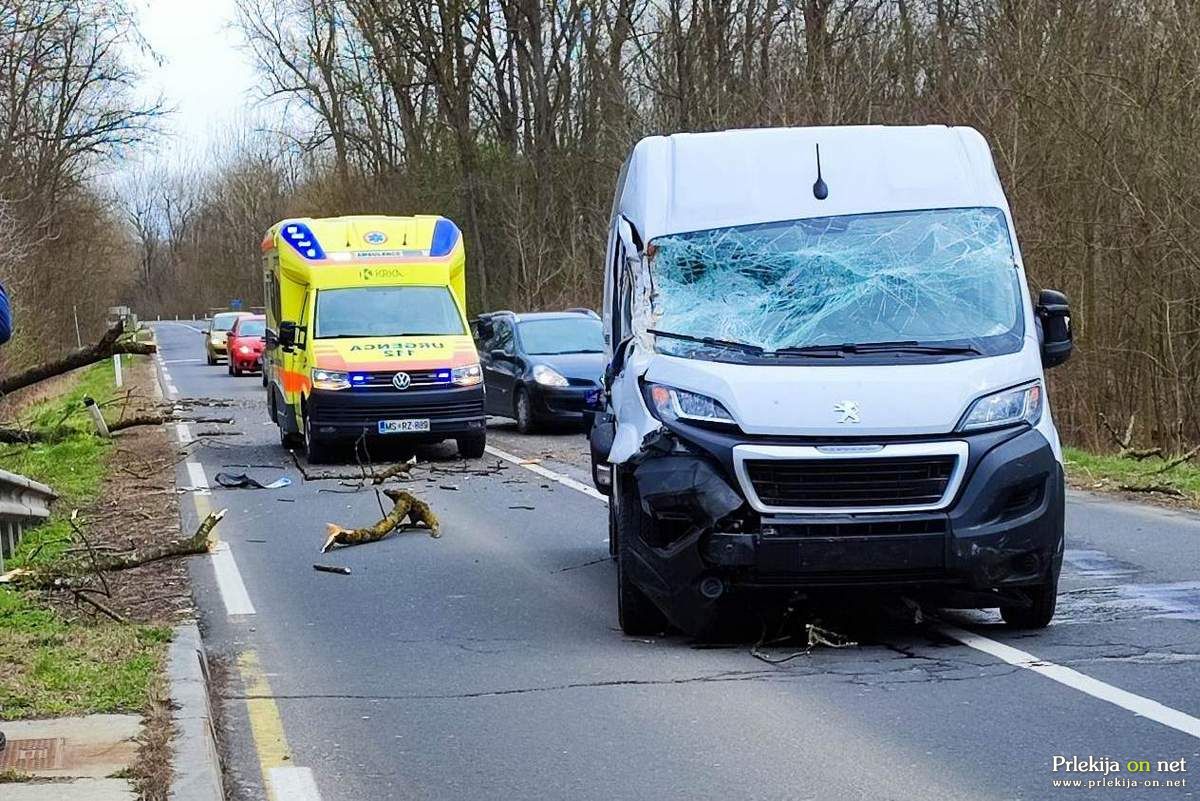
left=278, top=321, right=302, bottom=351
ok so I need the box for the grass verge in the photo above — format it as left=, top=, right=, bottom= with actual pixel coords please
left=1063, top=446, right=1200, bottom=501
left=0, top=357, right=171, bottom=720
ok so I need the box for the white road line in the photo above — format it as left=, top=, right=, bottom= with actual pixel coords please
left=269, top=767, right=322, bottom=801
left=165, top=358, right=202, bottom=363
left=175, top=423, right=193, bottom=444
left=186, top=461, right=210, bottom=495
left=211, top=541, right=256, bottom=616
left=513, top=441, right=1200, bottom=740
left=938, top=624, right=1200, bottom=739
left=167, top=384, right=180, bottom=398
left=485, top=445, right=607, bottom=502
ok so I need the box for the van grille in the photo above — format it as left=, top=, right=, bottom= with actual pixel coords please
left=745, top=456, right=956, bottom=509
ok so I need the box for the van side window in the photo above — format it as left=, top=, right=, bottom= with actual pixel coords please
left=619, top=264, right=634, bottom=338
left=610, top=238, right=625, bottom=344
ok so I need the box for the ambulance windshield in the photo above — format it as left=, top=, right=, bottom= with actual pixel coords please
left=315, top=286, right=465, bottom=339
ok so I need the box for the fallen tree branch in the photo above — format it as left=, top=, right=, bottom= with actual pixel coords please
left=1117, top=483, right=1185, bottom=497
left=0, top=322, right=156, bottom=396
left=3, top=509, right=225, bottom=588
left=1152, top=445, right=1200, bottom=474
left=321, top=489, right=439, bottom=552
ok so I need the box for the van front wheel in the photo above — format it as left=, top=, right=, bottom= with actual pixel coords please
left=456, top=432, right=486, bottom=459
left=304, top=413, right=333, bottom=465
left=999, top=576, right=1058, bottom=629
left=616, top=471, right=668, bottom=636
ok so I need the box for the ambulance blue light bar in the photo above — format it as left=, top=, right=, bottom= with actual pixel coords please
left=282, top=222, right=327, bottom=260
left=429, top=218, right=460, bottom=257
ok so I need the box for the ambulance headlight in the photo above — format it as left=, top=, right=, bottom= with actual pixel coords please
left=532, top=365, right=568, bottom=387
left=311, top=368, right=350, bottom=391
left=959, top=381, right=1043, bottom=431
left=643, top=382, right=735, bottom=425
left=452, top=364, right=483, bottom=386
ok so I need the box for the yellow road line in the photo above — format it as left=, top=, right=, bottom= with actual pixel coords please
left=238, top=649, right=293, bottom=801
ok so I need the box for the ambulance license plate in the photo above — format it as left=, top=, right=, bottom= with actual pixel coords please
left=378, top=419, right=430, bottom=434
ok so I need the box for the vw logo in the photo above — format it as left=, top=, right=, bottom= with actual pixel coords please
left=834, top=400, right=861, bottom=424
left=392, top=372, right=412, bottom=390
left=364, top=230, right=388, bottom=245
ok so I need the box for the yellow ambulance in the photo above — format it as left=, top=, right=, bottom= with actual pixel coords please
left=261, top=215, right=485, bottom=463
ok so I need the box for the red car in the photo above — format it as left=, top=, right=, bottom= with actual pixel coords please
left=227, top=314, right=266, bottom=376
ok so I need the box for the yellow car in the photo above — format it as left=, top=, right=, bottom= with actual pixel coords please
left=205, top=311, right=251, bottom=365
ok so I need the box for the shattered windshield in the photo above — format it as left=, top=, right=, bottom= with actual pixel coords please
left=647, top=207, right=1022, bottom=360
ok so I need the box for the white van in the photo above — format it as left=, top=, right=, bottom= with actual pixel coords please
left=589, top=125, right=1073, bottom=636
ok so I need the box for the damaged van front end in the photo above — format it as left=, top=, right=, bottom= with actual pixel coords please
left=596, top=127, right=1074, bottom=636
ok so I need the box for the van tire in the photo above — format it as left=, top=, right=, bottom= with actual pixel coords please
left=456, top=432, right=486, bottom=459
left=1000, top=576, right=1058, bottom=629
left=206, top=349, right=216, bottom=366
left=514, top=388, right=535, bottom=434
left=608, top=500, right=618, bottom=560
left=616, top=471, right=668, bottom=636
left=304, top=413, right=333, bottom=465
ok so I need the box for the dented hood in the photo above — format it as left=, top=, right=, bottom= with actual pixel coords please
left=311, top=335, right=478, bottom=372
left=643, top=345, right=1042, bottom=437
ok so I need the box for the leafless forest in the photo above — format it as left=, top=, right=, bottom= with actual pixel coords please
left=2, top=0, right=1199, bottom=450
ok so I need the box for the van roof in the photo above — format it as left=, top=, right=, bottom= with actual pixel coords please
left=616, top=125, right=1009, bottom=242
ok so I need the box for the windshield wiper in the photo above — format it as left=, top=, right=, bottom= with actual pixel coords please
left=774, top=340, right=981, bottom=356
left=648, top=329, right=765, bottom=356
left=769, top=344, right=846, bottom=358
left=845, top=340, right=982, bottom=355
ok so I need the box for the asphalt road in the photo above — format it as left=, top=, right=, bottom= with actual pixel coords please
left=152, top=322, right=1200, bottom=801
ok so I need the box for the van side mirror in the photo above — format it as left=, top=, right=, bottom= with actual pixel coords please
left=489, top=348, right=508, bottom=361
left=1036, top=289, right=1072, bottom=368
left=278, top=321, right=303, bottom=350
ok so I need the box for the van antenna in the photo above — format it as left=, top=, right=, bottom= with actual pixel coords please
left=812, top=144, right=829, bottom=200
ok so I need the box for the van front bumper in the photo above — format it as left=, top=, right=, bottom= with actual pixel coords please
left=621, top=424, right=1065, bottom=632
left=307, top=385, right=487, bottom=440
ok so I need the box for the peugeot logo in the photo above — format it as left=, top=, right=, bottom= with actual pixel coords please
left=834, top=400, right=861, bottom=424
left=392, top=372, right=412, bottom=390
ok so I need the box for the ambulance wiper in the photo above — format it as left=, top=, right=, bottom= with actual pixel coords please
left=647, top=329, right=764, bottom=356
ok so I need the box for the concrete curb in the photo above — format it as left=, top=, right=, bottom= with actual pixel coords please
left=167, top=623, right=224, bottom=801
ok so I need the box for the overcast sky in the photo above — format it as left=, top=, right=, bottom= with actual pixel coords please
left=128, top=0, right=261, bottom=170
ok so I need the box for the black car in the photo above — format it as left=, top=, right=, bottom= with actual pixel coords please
left=471, top=310, right=606, bottom=432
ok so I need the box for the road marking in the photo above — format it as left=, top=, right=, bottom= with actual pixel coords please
left=185, top=461, right=210, bottom=495
left=165, top=358, right=202, bottom=363
left=175, top=423, right=193, bottom=444
left=269, top=767, right=323, bottom=801
left=211, top=542, right=256, bottom=616
left=238, top=650, right=299, bottom=801
left=191, top=486, right=256, bottom=616
left=485, top=445, right=607, bottom=502
left=512, top=440, right=1200, bottom=740
left=938, top=624, right=1200, bottom=739
left=167, top=384, right=179, bottom=398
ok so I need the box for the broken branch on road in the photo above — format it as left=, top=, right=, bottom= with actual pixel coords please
left=321, top=488, right=439, bottom=552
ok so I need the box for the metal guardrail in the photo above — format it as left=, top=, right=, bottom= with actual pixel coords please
left=0, top=468, right=57, bottom=572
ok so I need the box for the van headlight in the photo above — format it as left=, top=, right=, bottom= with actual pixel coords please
left=452, top=364, right=483, bottom=386
left=959, top=382, right=1043, bottom=431
left=311, top=368, right=350, bottom=391
left=644, top=382, right=735, bottom=424
left=532, top=364, right=568, bottom=387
